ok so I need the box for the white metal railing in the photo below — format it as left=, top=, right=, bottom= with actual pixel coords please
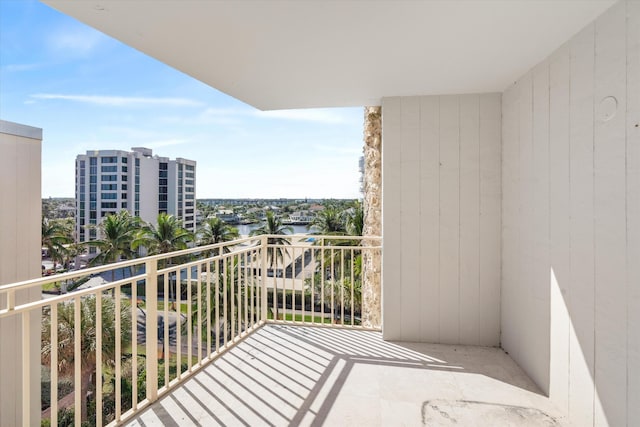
left=0, top=234, right=380, bottom=426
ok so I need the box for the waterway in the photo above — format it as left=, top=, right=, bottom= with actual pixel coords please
left=237, top=223, right=312, bottom=236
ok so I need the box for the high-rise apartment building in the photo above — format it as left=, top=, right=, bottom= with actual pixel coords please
left=75, top=147, right=196, bottom=249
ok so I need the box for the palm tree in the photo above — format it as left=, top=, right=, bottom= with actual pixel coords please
left=41, top=295, right=132, bottom=422
left=309, top=205, right=347, bottom=235
left=250, top=211, right=293, bottom=319
left=309, top=204, right=364, bottom=321
left=134, top=213, right=193, bottom=257
left=134, top=214, right=193, bottom=304
left=85, top=210, right=141, bottom=281
left=42, top=217, right=73, bottom=271
left=198, top=217, right=239, bottom=254
left=250, top=211, right=293, bottom=268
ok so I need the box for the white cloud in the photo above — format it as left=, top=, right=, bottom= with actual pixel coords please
left=30, top=93, right=203, bottom=107
left=2, top=63, right=44, bottom=72
left=47, top=27, right=107, bottom=56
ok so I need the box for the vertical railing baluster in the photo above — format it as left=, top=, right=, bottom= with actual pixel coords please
left=163, top=272, right=169, bottom=387
left=272, top=245, right=277, bottom=321
left=236, top=254, right=240, bottom=336
left=132, top=280, right=138, bottom=411
left=215, top=256, right=220, bottom=353
left=96, top=292, right=102, bottom=426
left=341, top=248, right=345, bottom=326
left=223, top=257, right=228, bottom=347
left=206, top=260, right=211, bottom=358
left=302, top=245, right=306, bottom=325
left=244, top=251, right=249, bottom=334
left=247, top=250, right=256, bottom=326
left=51, top=303, right=59, bottom=427
left=292, top=245, right=296, bottom=323
left=331, top=247, right=335, bottom=325
left=351, top=248, right=355, bottom=327
left=115, top=286, right=121, bottom=423
left=145, top=258, right=158, bottom=402
left=233, top=254, right=238, bottom=336
left=311, top=246, right=316, bottom=324
left=261, top=236, right=268, bottom=322
left=74, top=295, right=81, bottom=427
left=197, top=263, right=202, bottom=365
left=21, top=311, right=31, bottom=427
left=176, top=268, right=181, bottom=379
left=321, top=239, right=325, bottom=324
left=187, top=266, right=192, bottom=370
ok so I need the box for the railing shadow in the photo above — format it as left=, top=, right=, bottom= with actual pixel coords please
left=125, top=324, right=559, bottom=427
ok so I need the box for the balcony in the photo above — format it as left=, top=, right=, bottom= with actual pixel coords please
left=0, top=234, right=570, bottom=426
left=1, top=235, right=381, bottom=426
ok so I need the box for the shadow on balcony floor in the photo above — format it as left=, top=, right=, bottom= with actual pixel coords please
left=125, top=324, right=568, bottom=426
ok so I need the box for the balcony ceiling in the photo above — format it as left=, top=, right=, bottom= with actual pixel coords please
left=43, top=0, right=616, bottom=110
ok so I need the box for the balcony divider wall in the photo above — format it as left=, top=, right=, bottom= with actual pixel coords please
left=381, top=93, right=502, bottom=346
left=0, top=120, right=42, bottom=426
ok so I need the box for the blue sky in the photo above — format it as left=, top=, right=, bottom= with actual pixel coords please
left=0, top=0, right=364, bottom=199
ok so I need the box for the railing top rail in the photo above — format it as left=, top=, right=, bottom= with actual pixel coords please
left=0, top=234, right=381, bottom=293
left=0, top=273, right=146, bottom=318
left=0, top=235, right=261, bottom=293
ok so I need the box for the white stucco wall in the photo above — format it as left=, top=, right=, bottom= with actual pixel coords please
left=501, top=2, right=639, bottom=426
left=0, top=120, right=42, bottom=426
left=382, top=93, right=501, bottom=346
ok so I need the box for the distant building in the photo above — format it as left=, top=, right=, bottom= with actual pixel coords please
left=283, top=211, right=315, bottom=225
left=216, top=209, right=240, bottom=224
left=75, top=147, right=196, bottom=250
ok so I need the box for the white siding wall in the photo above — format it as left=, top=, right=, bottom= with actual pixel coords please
left=501, top=2, right=639, bottom=425
left=0, top=121, right=42, bottom=426
left=382, top=93, right=501, bottom=346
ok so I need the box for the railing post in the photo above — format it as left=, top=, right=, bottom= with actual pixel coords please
left=145, top=258, right=158, bottom=402
left=21, top=311, right=30, bottom=427
left=261, top=235, right=268, bottom=321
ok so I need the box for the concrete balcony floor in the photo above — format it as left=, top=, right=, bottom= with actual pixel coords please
left=125, top=324, right=568, bottom=426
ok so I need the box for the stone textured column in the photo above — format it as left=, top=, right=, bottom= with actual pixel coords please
left=362, top=106, right=382, bottom=328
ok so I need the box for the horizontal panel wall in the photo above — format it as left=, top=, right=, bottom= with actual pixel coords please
left=501, top=2, right=639, bottom=425
left=382, top=93, right=501, bottom=346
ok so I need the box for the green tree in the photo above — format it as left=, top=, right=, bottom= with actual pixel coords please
left=85, top=210, right=141, bottom=281
left=41, top=296, right=132, bottom=422
left=309, top=205, right=347, bottom=235
left=134, top=213, right=193, bottom=257
left=250, top=211, right=293, bottom=267
left=42, top=217, right=73, bottom=271
left=250, top=211, right=293, bottom=319
left=198, top=217, right=239, bottom=254
left=346, top=201, right=364, bottom=236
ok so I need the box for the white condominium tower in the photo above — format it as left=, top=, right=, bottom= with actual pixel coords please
left=75, top=147, right=196, bottom=249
